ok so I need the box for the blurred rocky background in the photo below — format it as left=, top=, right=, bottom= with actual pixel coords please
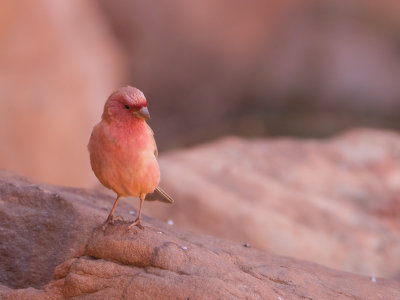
left=0, top=1, right=125, bottom=187
left=100, top=0, right=400, bottom=148
left=0, top=0, right=399, bottom=187
left=1, top=0, right=400, bottom=285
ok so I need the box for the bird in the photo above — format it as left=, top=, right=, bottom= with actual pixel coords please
left=88, top=86, right=173, bottom=229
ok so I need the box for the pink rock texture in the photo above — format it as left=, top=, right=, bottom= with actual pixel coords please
left=1, top=171, right=399, bottom=299
left=144, top=129, right=400, bottom=279
left=0, top=0, right=125, bottom=187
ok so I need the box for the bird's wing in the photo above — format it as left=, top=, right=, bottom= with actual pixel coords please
left=145, top=123, right=158, bottom=158
left=154, top=143, right=158, bottom=158
left=145, top=187, right=174, bottom=203
left=143, top=123, right=171, bottom=203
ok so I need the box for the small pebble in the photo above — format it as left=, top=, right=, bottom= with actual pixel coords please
left=371, top=276, right=376, bottom=283
left=129, top=210, right=135, bottom=215
left=243, top=243, right=251, bottom=248
left=167, top=219, right=174, bottom=226
left=278, top=297, right=283, bottom=300
left=157, top=231, right=163, bottom=234
left=182, top=246, right=188, bottom=250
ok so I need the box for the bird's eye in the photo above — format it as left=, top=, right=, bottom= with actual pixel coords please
left=124, top=105, right=130, bottom=109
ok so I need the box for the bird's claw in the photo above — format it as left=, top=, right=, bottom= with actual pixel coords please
left=128, top=218, right=144, bottom=230
left=102, top=214, right=115, bottom=231
left=106, top=214, right=115, bottom=224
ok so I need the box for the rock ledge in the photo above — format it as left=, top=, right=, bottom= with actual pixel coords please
left=0, top=171, right=399, bottom=299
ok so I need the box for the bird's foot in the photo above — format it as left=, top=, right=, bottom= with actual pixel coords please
left=105, top=214, right=115, bottom=224
left=102, top=214, right=115, bottom=231
left=128, top=218, right=144, bottom=230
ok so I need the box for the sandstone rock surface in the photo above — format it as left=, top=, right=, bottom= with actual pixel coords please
left=1, top=171, right=399, bottom=299
left=145, top=129, right=400, bottom=279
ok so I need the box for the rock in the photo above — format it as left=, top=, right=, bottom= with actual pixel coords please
left=144, top=129, right=400, bottom=279
left=0, top=0, right=125, bottom=187
left=1, top=171, right=400, bottom=299
left=0, top=171, right=103, bottom=289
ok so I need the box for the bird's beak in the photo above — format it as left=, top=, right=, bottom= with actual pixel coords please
left=134, top=107, right=150, bottom=119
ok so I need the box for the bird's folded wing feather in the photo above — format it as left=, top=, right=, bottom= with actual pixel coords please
left=145, top=187, right=174, bottom=203
left=143, top=126, right=172, bottom=203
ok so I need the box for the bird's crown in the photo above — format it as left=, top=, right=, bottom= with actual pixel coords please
left=108, top=86, right=147, bottom=109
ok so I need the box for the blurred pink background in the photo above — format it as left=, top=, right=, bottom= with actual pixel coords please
left=1, top=0, right=400, bottom=187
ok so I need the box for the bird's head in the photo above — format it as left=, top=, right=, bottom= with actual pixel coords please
left=102, top=86, right=150, bottom=123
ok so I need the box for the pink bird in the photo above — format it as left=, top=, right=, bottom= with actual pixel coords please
left=88, top=86, right=173, bottom=229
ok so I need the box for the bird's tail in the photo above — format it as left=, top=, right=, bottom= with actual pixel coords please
left=145, top=187, right=174, bottom=203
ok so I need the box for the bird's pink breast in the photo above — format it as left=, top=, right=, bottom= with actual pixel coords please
left=88, top=120, right=160, bottom=197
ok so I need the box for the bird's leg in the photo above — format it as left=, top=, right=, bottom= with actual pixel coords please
left=104, top=195, right=121, bottom=225
left=129, top=193, right=145, bottom=230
